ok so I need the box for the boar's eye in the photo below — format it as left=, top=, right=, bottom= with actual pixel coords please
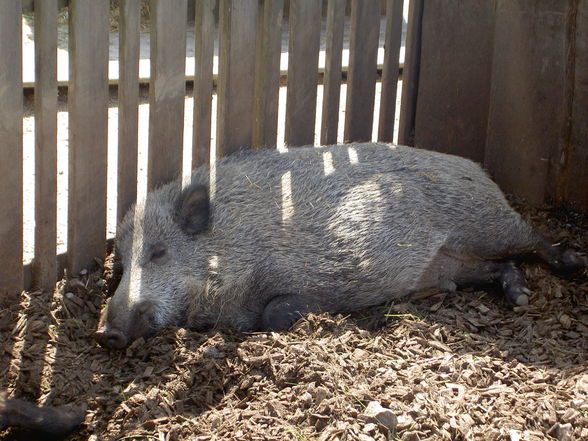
left=149, top=244, right=168, bottom=264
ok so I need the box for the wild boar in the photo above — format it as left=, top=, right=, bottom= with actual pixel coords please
left=0, top=390, right=85, bottom=435
left=94, top=143, right=586, bottom=349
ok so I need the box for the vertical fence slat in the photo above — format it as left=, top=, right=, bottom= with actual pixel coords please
left=33, top=0, right=58, bottom=288
left=378, top=0, right=404, bottom=143
left=148, top=0, right=188, bottom=190
left=0, top=0, right=23, bottom=297
left=253, top=0, right=284, bottom=149
left=398, top=0, right=424, bottom=145
left=117, top=0, right=140, bottom=223
left=284, top=0, right=322, bottom=147
left=217, top=0, right=258, bottom=157
left=344, top=0, right=380, bottom=143
left=68, top=0, right=109, bottom=274
left=192, top=0, right=216, bottom=167
left=320, top=0, right=345, bottom=145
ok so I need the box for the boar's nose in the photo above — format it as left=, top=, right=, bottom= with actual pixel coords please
left=94, top=327, right=128, bottom=349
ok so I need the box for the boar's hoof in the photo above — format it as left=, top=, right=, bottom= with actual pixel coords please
left=94, top=328, right=128, bottom=349
left=511, top=287, right=530, bottom=306
left=495, top=263, right=531, bottom=307
left=261, top=295, right=323, bottom=331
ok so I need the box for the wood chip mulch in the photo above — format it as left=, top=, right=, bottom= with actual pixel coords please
left=1, top=200, right=587, bottom=441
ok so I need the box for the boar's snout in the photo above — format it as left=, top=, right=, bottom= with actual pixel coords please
left=94, top=327, right=128, bottom=349
left=94, top=298, right=156, bottom=349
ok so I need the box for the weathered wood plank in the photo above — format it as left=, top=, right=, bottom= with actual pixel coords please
left=485, top=1, right=568, bottom=203
left=192, top=0, right=216, bottom=167
left=414, top=0, right=495, bottom=162
left=22, top=0, right=68, bottom=12
left=253, top=0, right=284, bottom=149
left=148, top=0, right=188, bottom=190
left=284, top=0, right=322, bottom=147
left=24, top=252, right=67, bottom=292
left=320, top=0, right=345, bottom=145
left=377, top=0, right=404, bottom=143
left=397, top=0, right=423, bottom=145
left=117, top=0, right=141, bottom=224
left=67, top=0, right=110, bottom=274
left=344, top=0, right=381, bottom=143
left=0, top=0, right=24, bottom=298
left=554, top=0, right=588, bottom=210
left=33, top=0, right=58, bottom=288
left=217, top=0, right=258, bottom=157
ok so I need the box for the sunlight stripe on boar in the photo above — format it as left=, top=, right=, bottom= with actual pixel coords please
left=208, top=255, right=219, bottom=270
left=127, top=198, right=145, bottom=304
left=323, top=151, right=335, bottom=175
left=281, top=170, right=294, bottom=224
left=347, top=146, right=359, bottom=164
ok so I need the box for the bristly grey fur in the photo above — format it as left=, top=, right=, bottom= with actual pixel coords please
left=105, top=143, right=543, bottom=338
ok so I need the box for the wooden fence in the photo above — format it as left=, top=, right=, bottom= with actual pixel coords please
left=0, top=0, right=419, bottom=299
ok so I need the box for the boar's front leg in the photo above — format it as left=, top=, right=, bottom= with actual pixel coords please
left=456, top=261, right=531, bottom=306
left=261, top=295, right=324, bottom=331
left=0, top=391, right=85, bottom=435
left=489, top=262, right=532, bottom=306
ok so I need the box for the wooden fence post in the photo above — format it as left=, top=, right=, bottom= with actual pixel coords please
left=217, top=0, right=258, bottom=157
left=377, top=0, right=404, bottom=143
left=67, top=0, right=109, bottom=275
left=344, top=0, right=381, bottom=143
left=0, top=0, right=24, bottom=299
left=192, top=0, right=216, bottom=167
left=147, top=0, right=188, bottom=190
left=33, top=0, right=59, bottom=288
left=253, top=0, right=284, bottom=149
left=284, top=0, right=322, bottom=147
left=398, top=0, right=423, bottom=146
left=117, top=0, right=141, bottom=223
left=320, top=0, right=345, bottom=146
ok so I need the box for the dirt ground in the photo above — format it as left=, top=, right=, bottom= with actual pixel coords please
left=1, top=199, right=587, bottom=441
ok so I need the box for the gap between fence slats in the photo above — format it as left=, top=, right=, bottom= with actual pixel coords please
left=378, top=0, right=404, bottom=143
left=320, top=0, right=345, bottom=146
left=398, top=0, right=423, bottom=146
left=284, top=0, right=322, bottom=147
left=148, top=0, right=188, bottom=190
left=33, top=0, right=58, bottom=288
left=217, top=0, right=258, bottom=157
left=117, top=0, right=140, bottom=224
left=0, top=0, right=24, bottom=299
left=192, top=0, right=216, bottom=167
left=253, top=0, right=284, bottom=149
left=67, top=0, right=109, bottom=275
left=344, top=0, right=381, bottom=143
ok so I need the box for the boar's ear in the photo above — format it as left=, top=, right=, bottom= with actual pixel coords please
left=175, top=184, right=210, bottom=235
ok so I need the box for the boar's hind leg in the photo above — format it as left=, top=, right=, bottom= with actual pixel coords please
left=456, top=262, right=531, bottom=306
left=533, top=236, right=587, bottom=274
left=262, top=295, right=324, bottom=331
